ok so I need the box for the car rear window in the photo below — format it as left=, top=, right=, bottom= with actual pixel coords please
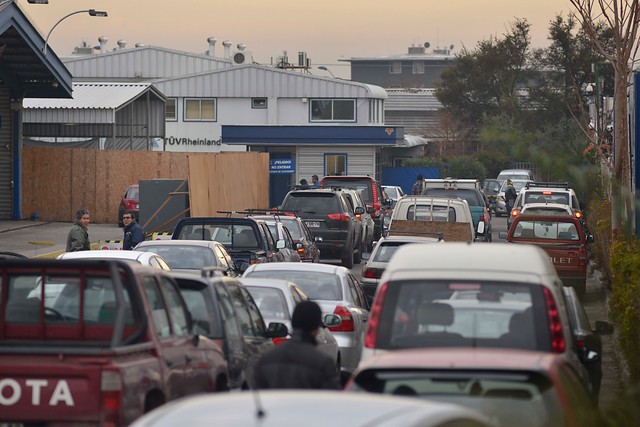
left=126, top=186, right=139, bottom=199
left=350, top=370, right=563, bottom=427
left=406, top=205, right=456, bottom=222
left=375, top=280, right=552, bottom=351
left=244, top=270, right=342, bottom=301
left=137, top=245, right=217, bottom=270
left=523, top=191, right=570, bottom=206
left=281, top=219, right=303, bottom=240
left=520, top=207, right=570, bottom=216
left=512, top=219, right=580, bottom=240
left=321, top=179, right=373, bottom=204
left=422, top=188, right=482, bottom=206
left=246, top=286, right=290, bottom=321
left=176, top=223, right=259, bottom=249
left=281, top=193, right=340, bottom=215
left=372, top=242, right=412, bottom=263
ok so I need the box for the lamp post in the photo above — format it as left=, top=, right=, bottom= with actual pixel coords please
left=43, top=9, right=108, bottom=55
left=317, top=65, right=337, bottom=78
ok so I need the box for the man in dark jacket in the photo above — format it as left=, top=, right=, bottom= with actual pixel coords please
left=122, top=211, right=144, bottom=250
left=253, top=300, right=340, bottom=390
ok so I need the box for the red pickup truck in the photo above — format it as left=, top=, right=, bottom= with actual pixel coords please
left=504, top=214, right=594, bottom=296
left=0, top=259, right=228, bottom=426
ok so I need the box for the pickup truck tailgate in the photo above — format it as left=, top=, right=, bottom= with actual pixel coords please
left=537, top=242, right=586, bottom=277
left=0, top=355, right=102, bottom=422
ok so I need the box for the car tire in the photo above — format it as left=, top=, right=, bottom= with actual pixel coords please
left=342, top=251, right=354, bottom=269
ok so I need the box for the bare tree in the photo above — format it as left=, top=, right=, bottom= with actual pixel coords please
left=569, top=0, right=640, bottom=229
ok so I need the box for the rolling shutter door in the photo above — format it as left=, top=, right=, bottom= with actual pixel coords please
left=0, top=87, right=12, bottom=219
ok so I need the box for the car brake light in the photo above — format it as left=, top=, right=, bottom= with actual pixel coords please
left=578, top=246, right=587, bottom=268
left=296, top=247, right=306, bottom=255
left=101, top=370, right=122, bottom=427
left=365, top=282, right=388, bottom=348
left=273, top=336, right=290, bottom=345
left=356, top=214, right=362, bottom=221
left=574, top=211, right=582, bottom=219
left=363, top=267, right=378, bottom=279
left=543, top=191, right=552, bottom=195
left=511, top=209, right=520, bottom=217
left=327, top=213, right=349, bottom=222
left=543, top=287, right=566, bottom=353
left=329, top=305, right=354, bottom=332
left=480, top=214, right=486, bottom=222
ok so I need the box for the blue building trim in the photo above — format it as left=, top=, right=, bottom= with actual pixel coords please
left=222, top=125, right=403, bottom=146
left=634, top=73, right=640, bottom=238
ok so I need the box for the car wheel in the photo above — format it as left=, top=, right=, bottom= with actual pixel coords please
left=342, top=251, right=354, bottom=269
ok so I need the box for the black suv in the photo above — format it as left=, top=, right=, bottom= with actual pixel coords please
left=172, top=217, right=282, bottom=270
left=279, top=188, right=365, bottom=268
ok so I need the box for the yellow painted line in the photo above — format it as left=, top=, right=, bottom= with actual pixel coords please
left=28, top=241, right=55, bottom=246
left=31, top=242, right=102, bottom=259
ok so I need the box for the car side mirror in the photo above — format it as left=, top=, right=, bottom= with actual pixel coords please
left=295, top=242, right=304, bottom=250
left=476, top=221, right=485, bottom=235
left=354, top=206, right=365, bottom=215
left=586, top=234, right=595, bottom=244
left=595, top=320, right=614, bottom=335
left=276, top=239, right=286, bottom=249
left=265, top=322, right=289, bottom=338
left=323, top=314, right=341, bottom=328
left=314, top=236, right=323, bottom=243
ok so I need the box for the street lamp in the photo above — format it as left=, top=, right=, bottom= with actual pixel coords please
left=317, top=65, right=336, bottom=78
left=43, top=9, right=108, bottom=55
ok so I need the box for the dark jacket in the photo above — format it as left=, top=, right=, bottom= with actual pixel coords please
left=66, top=222, right=90, bottom=252
left=412, top=180, right=424, bottom=195
left=505, top=185, right=518, bottom=206
left=123, top=220, right=144, bottom=250
left=253, top=330, right=340, bottom=390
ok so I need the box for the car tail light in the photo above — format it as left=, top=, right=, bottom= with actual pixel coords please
left=328, top=305, right=354, bottom=332
left=511, top=209, right=520, bottom=217
left=327, top=213, right=349, bottom=222
left=574, top=211, right=582, bottom=219
left=480, top=214, right=487, bottom=222
left=543, top=287, right=566, bottom=353
left=363, top=267, right=378, bottom=279
left=365, top=282, right=388, bottom=348
left=372, top=185, right=381, bottom=214
left=356, top=214, right=362, bottom=221
left=578, top=246, right=587, bottom=268
left=101, top=370, right=122, bottom=427
left=273, top=336, right=290, bottom=345
left=577, top=339, right=586, bottom=349
left=296, top=247, right=306, bottom=255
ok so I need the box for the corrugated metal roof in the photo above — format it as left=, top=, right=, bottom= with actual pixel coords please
left=23, top=82, right=157, bottom=109
left=385, top=89, right=441, bottom=111
left=154, top=64, right=387, bottom=99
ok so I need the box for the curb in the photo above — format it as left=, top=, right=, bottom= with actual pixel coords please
left=0, top=221, right=51, bottom=234
left=32, top=242, right=103, bottom=259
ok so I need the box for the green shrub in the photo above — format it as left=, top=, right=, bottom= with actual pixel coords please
left=585, top=196, right=612, bottom=281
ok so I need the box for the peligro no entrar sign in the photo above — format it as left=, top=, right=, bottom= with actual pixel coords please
left=165, top=137, right=222, bottom=146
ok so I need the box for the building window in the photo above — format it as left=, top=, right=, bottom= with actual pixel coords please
left=185, top=98, right=216, bottom=121
left=325, top=153, right=347, bottom=176
left=310, top=99, right=355, bottom=122
left=389, top=62, right=402, bottom=74
left=412, top=62, right=425, bottom=74
left=166, top=98, right=177, bottom=121
left=252, top=98, right=267, bottom=109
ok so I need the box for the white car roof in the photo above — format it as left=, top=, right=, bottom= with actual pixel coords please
left=243, top=261, right=345, bottom=276
left=129, top=390, right=491, bottom=427
left=240, top=277, right=300, bottom=292
left=57, top=250, right=160, bottom=263
left=135, top=240, right=219, bottom=248
left=380, top=243, right=559, bottom=283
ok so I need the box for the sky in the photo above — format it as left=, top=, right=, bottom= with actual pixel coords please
left=21, top=0, right=571, bottom=78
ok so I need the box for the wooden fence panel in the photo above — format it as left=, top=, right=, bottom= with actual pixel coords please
left=22, top=147, right=267, bottom=224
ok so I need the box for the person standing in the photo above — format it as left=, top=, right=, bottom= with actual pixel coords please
left=412, top=174, right=424, bottom=195
left=253, top=300, right=341, bottom=390
left=122, top=211, right=144, bottom=250
left=299, top=179, right=310, bottom=189
left=311, top=174, right=320, bottom=188
left=504, top=179, right=518, bottom=213
left=66, top=208, right=91, bottom=252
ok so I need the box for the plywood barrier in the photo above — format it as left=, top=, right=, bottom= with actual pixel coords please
left=21, top=147, right=266, bottom=224
left=387, top=219, right=473, bottom=242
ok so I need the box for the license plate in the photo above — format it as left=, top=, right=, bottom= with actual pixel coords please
left=306, top=221, right=320, bottom=228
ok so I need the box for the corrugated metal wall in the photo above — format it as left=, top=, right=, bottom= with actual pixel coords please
left=0, top=87, right=12, bottom=219
left=385, top=111, right=437, bottom=135
left=297, top=145, right=377, bottom=181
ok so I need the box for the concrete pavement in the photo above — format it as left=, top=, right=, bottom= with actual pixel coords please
left=0, top=220, right=123, bottom=258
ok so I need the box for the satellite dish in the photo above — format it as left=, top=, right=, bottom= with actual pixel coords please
left=424, top=42, right=430, bottom=49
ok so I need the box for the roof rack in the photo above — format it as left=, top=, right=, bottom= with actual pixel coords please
left=525, top=181, right=569, bottom=190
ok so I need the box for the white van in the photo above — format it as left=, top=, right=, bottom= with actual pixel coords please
left=388, top=196, right=477, bottom=242
left=497, top=169, right=536, bottom=181
left=361, top=243, right=577, bottom=368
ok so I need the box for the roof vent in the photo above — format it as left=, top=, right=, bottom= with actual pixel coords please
left=98, top=36, right=108, bottom=53
left=117, top=40, right=127, bottom=50
left=207, top=36, right=217, bottom=56
left=135, top=43, right=145, bottom=48
left=222, top=40, right=232, bottom=59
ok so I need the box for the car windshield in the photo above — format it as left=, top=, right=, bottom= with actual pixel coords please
left=405, top=205, right=457, bottom=222
left=523, top=191, right=570, bottom=206
left=281, top=219, right=303, bottom=240
left=500, top=180, right=528, bottom=194
left=245, top=270, right=342, bottom=300
left=384, top=187, right=400, bottom=199
left=351, top=370, right=563, bottom=427
left=375, top=280, right=551, bottom=351
left=483, top=180, right=502, bottom=195
left=422, top=189, right=483, bottom=206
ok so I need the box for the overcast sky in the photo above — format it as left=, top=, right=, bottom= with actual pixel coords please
left=21, top=0, right=570, bottom=77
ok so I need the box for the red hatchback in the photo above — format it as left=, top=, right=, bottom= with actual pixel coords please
left=118, top=184, right=139, bottom=226
left=346, top=348, right=601, bottom=427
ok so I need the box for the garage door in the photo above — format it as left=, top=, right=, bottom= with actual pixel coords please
left=0, top=88, right=11, bottom=219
